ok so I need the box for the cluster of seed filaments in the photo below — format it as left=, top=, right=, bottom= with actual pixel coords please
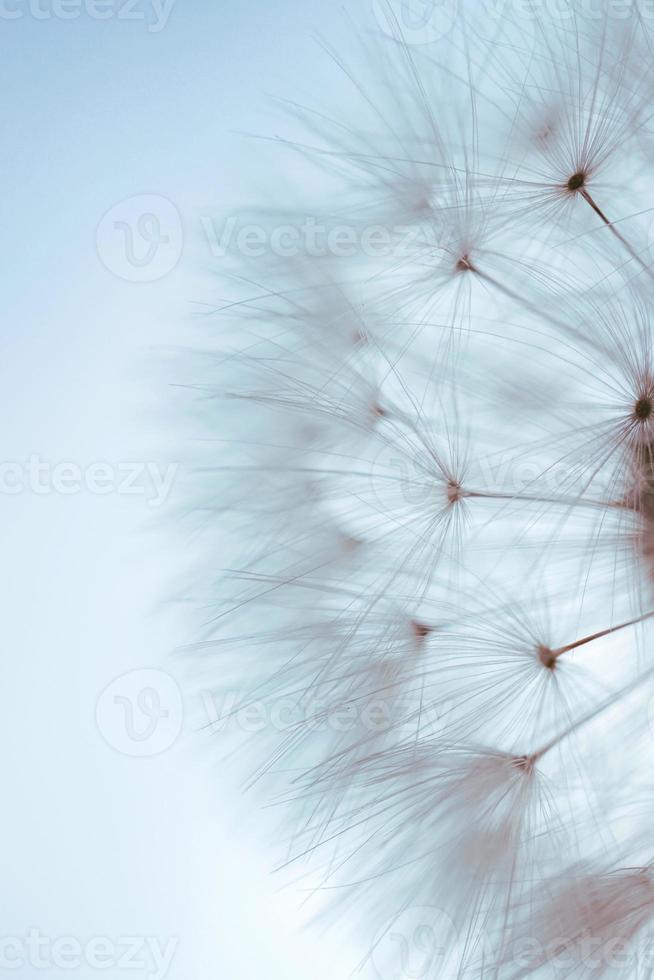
left=447, top=479, right=464, bottom=504
left=456, top=254, right=475, bottom=273
left=538, top=644, right=557, bottom=670
left=635, top=396, right=653, bottom=422
left=567, top=172, right=586, bottom=191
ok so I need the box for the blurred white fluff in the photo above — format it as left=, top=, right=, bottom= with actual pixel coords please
left=503, top=861, right=654, bottom=979
left=185, top=2, right=654, bottom=977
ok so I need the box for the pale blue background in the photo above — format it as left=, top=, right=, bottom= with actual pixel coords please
left=0, top=2, right=359, bottom=977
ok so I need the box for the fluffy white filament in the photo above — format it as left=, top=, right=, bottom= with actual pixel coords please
left=189, top=3, right=654, bottom=977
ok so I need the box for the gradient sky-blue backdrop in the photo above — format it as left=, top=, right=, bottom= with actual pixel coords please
left=0, top=2, right=363, bottom=976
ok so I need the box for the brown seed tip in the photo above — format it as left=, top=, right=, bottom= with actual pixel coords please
left=635, top=397, right=653, bottom=421
left=567, top=172, right=586, bottom=191
left=446, top=479, right=464, bottom=504
left=456, top=254, right=474, bottom=273
left=537, top=644, right=557, bottom=670
left=411, top=620, right=433, bottom=641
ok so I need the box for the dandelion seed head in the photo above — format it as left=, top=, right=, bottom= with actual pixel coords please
left=505, top=862, right=654, bottom=979
left=510, top=754, right=536, bottom=774
left=566, top=171, right=586, bottom=192
left=634, top=396, right=653, bottom=423
left=191, top=6, right=654, bottom=976
left=446, top=478, right=464, bottom=505
left=537, top=644, right=557, bottom=670
left=455, top=253, right=475, bottom=274
left=410, top=620, right=433, bottom=643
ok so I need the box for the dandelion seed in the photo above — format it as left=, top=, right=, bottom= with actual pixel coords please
left=188, top=4, right=654, bottom=977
